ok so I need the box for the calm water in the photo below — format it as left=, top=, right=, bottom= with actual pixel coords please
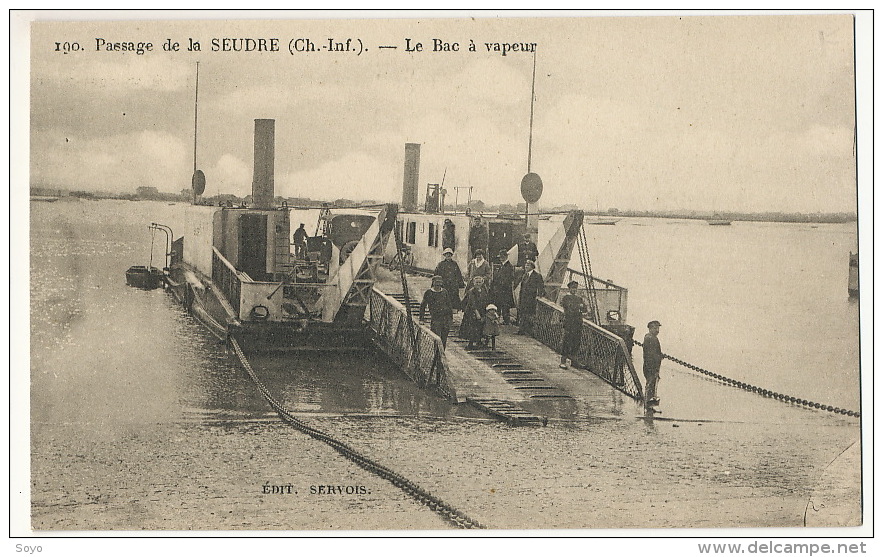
left=28, top=199, right=861, bottom=530
left=576, top=217, right=860, bottom=411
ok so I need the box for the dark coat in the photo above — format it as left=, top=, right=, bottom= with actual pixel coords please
left=518, top=270, right=545, bottom=315
left=643, top=333, right=663, bottom=375
left=517, top=240, right=539, bottom=266
left=490, top=261, right=515, bottom=307
left=419, top=288, right=453, bottom=323
left=433, top=258, right=464, bottom=309
left=460, top=285, right=489, bottom=342
left=560, top=293, right=587, bottom=331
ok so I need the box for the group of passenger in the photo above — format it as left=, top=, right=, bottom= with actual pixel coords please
left=419, top=233, right=561, bottom=352
left=418, top=232, right=665, bottom=406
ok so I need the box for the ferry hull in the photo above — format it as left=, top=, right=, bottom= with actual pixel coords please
left=167, top=263, right=370, bottom=353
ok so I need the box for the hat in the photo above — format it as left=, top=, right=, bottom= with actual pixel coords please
left=431, top=275, right=444, bottom=281
left=648, top=320, right=661, bottom=328
left=567, top=280, right=579, bottom=288
left=486, top=304, right=498, bottom=311
left=442, top=248, right=454, bottom=255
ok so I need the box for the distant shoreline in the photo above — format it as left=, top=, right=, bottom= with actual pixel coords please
left=581, top=211, right=857, bottom=225
left=30, top=188, right=857, bottom=225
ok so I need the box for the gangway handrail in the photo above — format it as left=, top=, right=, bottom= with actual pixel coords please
left=212, top=246, right=244, bottom=278
left=368, top=286, right=456, bottom=400
left=534, top=296, right=644, bottom=401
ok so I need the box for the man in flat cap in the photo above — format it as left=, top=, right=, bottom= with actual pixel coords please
left=433, top=247, right=464, bottom=311
left=419, top=275, right=454, bottom=348
left=643, top=320, right=663, bottom=406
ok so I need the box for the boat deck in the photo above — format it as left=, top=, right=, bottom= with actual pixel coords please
left=376, top=274, right=639, bottom=422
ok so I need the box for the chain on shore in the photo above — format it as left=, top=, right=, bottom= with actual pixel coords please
left=228, top=336, right=487, bottom=530
left=632, top=339, right=860, bottom=418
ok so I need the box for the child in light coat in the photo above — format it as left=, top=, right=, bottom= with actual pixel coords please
left=483, top=304, right=501, bottom=350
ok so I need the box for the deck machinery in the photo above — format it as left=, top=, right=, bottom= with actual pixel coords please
left=166, top=119, right=397, bottom=352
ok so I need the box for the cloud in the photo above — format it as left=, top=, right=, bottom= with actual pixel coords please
left=26, top=16, right=858, bottom=214
left=31, top=129, right=189, bottom=192
left=277, top=151, right=399, bottom=202
left=204, top=153, right=252, bottom=197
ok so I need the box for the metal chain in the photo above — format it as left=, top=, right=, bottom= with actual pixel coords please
left=228, top=336, right=487, bottom=529
left=632, top=339, right=860, bottom=418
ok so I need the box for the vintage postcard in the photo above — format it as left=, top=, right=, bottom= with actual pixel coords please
left=12, top=9, right=871, bottom=545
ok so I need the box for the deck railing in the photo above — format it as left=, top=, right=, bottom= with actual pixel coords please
left=533, top=297, right=644, bottom=401
left=368, top=287, right=456, bottom=400
left=563, top=268, right=629, bottom=323
left=212, top=247, right=242, bottom=316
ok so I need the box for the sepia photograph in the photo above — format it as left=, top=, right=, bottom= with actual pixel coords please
left=12, top=9, right=871, bottom=543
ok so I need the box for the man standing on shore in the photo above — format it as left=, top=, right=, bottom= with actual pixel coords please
left=643, top=320, right=663, bottom=406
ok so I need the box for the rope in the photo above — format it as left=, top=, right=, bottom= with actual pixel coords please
left=632, top=339, right=860, bottom=418
left=576, top=227, right=601, bottom=323
left=228, top=336, right=486, bottom=529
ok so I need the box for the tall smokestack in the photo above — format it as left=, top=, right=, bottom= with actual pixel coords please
left=252, top=119, right=275, bottom=209
left=402, top=143, right=420, bottom=212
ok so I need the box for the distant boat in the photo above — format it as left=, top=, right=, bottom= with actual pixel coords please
left=586, top=217, right=620, bottom=225
left=707, top=215, right=731, bottom=225
left=30, top=196, right=59, bottom=203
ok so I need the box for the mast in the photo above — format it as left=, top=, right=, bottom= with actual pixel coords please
left=193, top=61, right=199, bottom=173
left=527, top=49, right=537, bottom=174
left=522, top=49, right=541, bottom=236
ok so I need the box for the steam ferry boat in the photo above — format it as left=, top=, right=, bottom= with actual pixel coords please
left=159, top=119, right=397, bottom=353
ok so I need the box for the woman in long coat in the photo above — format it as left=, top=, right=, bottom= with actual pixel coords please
left=467, top=249, right=492, bottom=282
left=459, top=275, right=489, bottom=349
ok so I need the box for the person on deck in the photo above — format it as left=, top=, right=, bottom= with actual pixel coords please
left=467, top=249, right=492, bottom=282
left=559, top=281, right=587, bottom=369
left=490, top=249, right=515, bottom=324
left=483, top=304, right=501, bottom=350
left=643, top=320, right=663, bottom=406
left=433, top=248, right=464, bottom=311
left=460, top=276, right=489, bottom=349
left=419, top=276, right=454, bottom=348
left=293, top=223, right=308, bottom=259
left=517, top=233, right=539, bottom=267
left=517, top=260, right=544, bottom=335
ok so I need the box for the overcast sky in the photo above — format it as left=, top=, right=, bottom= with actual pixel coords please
left=28, top=14, right=858, bottom=213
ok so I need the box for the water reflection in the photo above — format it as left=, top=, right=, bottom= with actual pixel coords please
left=247, top=350, right=469, bottom=418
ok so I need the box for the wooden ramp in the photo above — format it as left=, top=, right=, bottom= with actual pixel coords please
left=383, top=283, right=637, bottom=423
